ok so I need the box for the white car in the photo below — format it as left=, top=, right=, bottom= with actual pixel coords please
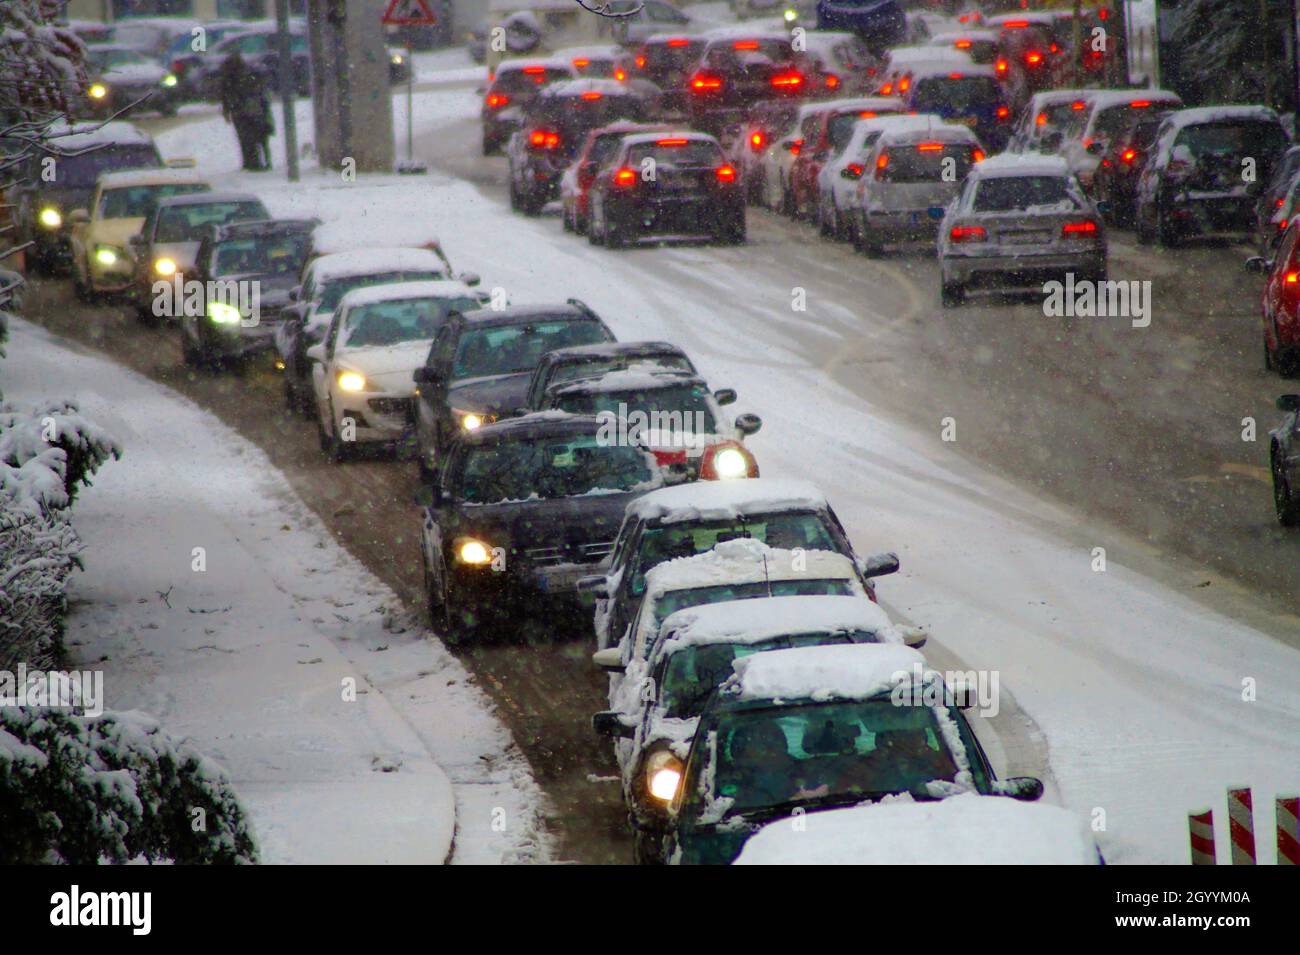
left=1006, top=88, right=1094, bottom=154
left=875, top=45, right=973, bottom=98
left=758, top=100, right=844, bottom=213
left=307, top=280, right=480, bottom=460
left=817, top=112, right=933, bottom=241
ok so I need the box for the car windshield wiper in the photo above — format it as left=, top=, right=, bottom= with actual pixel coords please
left=727, top=790, right=902, bottom=826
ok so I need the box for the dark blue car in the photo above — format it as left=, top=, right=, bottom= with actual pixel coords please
left=900, top=64, right=1011, bottom=152
left=816, top=0, right=906, bottom=51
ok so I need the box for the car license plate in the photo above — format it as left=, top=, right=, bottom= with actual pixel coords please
left=536, top=565, right=587, bottom=594
left=1003, top=230, right=1051, bottom=244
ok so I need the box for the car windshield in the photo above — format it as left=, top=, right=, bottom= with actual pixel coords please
left=912, top=76, right=1000, bottom=113
left=652, top=578, right=855, bottom=631
left=53, top=144, right=161, bottom=187
left=552, top=381, right=718, bottom=434
left=972, top=176, right=1080, bottom=213
left=549, top=355, right=693, bottom=389
left=317, top=271, right=443, bottom=312
left=660, top=632, right=866, bottom=719
left=458, top=433, right=656, bottom=504
left=453, top=320, right=609, bottom=379
left=881, top=143, right=978, bottom=182
left=630, top=512, right=841, bottom=595
left=212, top=233, right=311, bottom=277
left=706, top=699, right=964, bottom=814
left=98, top=182, right=206, bottom=219
left=341, top=296, right=478, bottom=348
left=1092, top=103, right=1174, bottom=143
left=154, top=201, right=268, bottom=243
left=626, top=141, right=722, bottom=167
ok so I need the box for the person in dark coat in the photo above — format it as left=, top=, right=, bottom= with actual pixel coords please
left=218, top=52, right=274, bottom=171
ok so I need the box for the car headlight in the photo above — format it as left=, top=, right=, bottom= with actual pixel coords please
left=161, top=73, right=178, bottom=87
left=154, top=257, right=177, bottom=276
left=89, top=83, right=108, bottom=100
left=454, top=409, right=496, bottom=431
left=337, top=371, right=367, bottom=393
left=391, top=53, right=404, bottom=65
left=38, top=208, right=62, bottom=229
left=784, top=8, right=797, bottom=21
left=208, top=300, right=242, bottom=325
left=711, top=446, right=750, bottom=480
left=455, top=537, right=493, bottom=566
left=645, top=750, right=684, bottom=802
left=94, top=245, right=121, bottom=267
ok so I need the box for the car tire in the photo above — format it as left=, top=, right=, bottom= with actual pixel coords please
left=780, top=182, right=795, bottom=218
left=319, top=407, right=350, bottom=463
left=861, top=232, right=884, bottom=257
left=135, top=302, right=159, bottom=327
left=508, top=177, right=521, bottom=212
left=575, top=211, right=588, bottom=236
left=941, top=280, right=965, bottom=308
left=482, top=135, right=498, bottom=157
left=1273, top=447, right=1300, bottom=526
left=181, top=332, right=201, bottom=369
left=562, top=204, right=573, bottom=232
left=1135, top=206, right=1154, bottom=245
left=520, top=192, right=545, bottom=217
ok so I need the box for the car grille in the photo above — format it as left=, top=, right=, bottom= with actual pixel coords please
left=523, top=540, right=613, bottom=567
left=368, top=397, right=414, bottom=417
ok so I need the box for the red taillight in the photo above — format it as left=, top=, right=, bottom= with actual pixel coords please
left=972, top=148, right=986, bottom=162
left=614, top=68, right=626, bottom=81
left=1280, top=219, right=1290, bottom=231
left=771, top=72, right=804, bottom=89
left=666, top=37, right=689, bottom=48
left=948, top=72, right=964, bottom=80
left=572, top=57, right=589, bottom=68
left=1062, top=219, right=1098, bottom=236
left=1278, top=198, right=1287, bottom=208
left=733, top=40, right=759, bottom=50
left=1072, top=100, right=1087, bottom=110
left=716, top=165, right=737, bottom=183
left=1286, top=271, right=1299, bottom=284
left=1129, top=100, right=1151, bottom=108
left=880, top=83, right=894, bottom=95
left=1049, top=42, right=1060, bottom=54
left=949, top=225, right=987, bottom=242
left=789, top=138, right=803, bottom=156
left=580, top=91, right=603, bottom=100
left=898, top=76, right=910, bottom=92
left=875, top=152, right=889, bottom=177
left=1025, top=51, right=1043, bottom=66
left=825, top=73, right=840, bottom=89
left=1121, top=148, right=1137, bottom=162
left=916, top=142, right=944, bottom=152
left=528, top=129, right=560, bottom=149
left=1036, top=112, right=1048, bottom=126
left=613, top=167, right=637, bottom=187
left=750, top=131, right=765, bottom=150
left=656, top=137, right=688, bottom=146
left=955, top=39, right=972, bottom=49
left=699, top=442, right=758, bottom=481
left=996, top=106, right=1010, bottom=119
left=1004, top=19, right=1029, bottom=28
left=994, top=59, right=1008, bottom=75
left=690, top=72, right=722, bottom=91
left=635, top=55, right=646, bottom=68
left=522, top=66, right=545, bottom=74
left=486, top=93, right=509, bottom=108
left=859, top=110, right=877, bottom=118
left=844, top=162, right=865, bottom=179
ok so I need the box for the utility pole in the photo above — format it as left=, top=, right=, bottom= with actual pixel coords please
left=274, top=0, right=299, bottom=182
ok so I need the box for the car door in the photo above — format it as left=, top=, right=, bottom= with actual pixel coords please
left=1265, top=225, right=1300, bottom=350
left=312, top=306, right=345, bottom=425
left=415, top=323, right=454, bottom=462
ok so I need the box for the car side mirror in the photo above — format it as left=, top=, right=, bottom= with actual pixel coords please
left=68, top=208, right=90, bottom=226
left=1002, top=776, right=1045, bottom=802
left=1278, top=394, right=1300, bottom=412
left=576, top=575, right=610, bottom=600
left=592, top=710, right=633, bottom=737
left=1245, top=255, right=1271, bottom=274
left=304, top=343, right=325, bottom=364
left=591, top=649, right=624, bottom=673
left=1085, top=141, right=1105, bottom=156
left=458, top=270, right=481, bottom=287
left=857, top=551, right=899, bottom=578
left=734, top=413, right=762, bottom=437
left=897, top=625, right=927, bottom=649
left=413, top=366, right=442, bottom=386
left=713, top=387, right=737, bottom=406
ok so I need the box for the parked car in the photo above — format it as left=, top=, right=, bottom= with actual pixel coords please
left=658, top=642, right=1044, bottom=864
left=180, top=218, right=317, bottom=370
left=522, top=341, right=696, bottom=411
left=186, top=25, right=313, bottom=101
left=1135, top=106, right=1290, bottom=247
left=1060, top=90, right=1182, bottom=191
left=938, top=153, right=1106, bottom=307
left=1270, top=394, right=1300, bottom=525
left=1248, top=223, right=1300, bottom=375
left=411, top=302, right=615, bottom=477
left=68, top=168, right=208, bottom=301
left=481, top=58, right=578, bottom=155
left=417, top=413, right=664, bottom=641
left=587, top=131, right=746, bottom=247
left=561, top=122, right=673, bottom=234
left=307, top=280, right=481, bottom=459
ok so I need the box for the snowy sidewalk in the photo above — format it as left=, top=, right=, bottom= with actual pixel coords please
left=3, top=317, right=545, bottom=864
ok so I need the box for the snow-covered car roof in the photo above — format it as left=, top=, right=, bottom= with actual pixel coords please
left=984, top=12, right=1055, bottom=29
left=96, top=168, right=207, bottom=190
left=735, top=794, right=1099, bottom=865
left=642, top=32, right=705, bottom=45
left=878, top=121, right=981, bottom=146
left=551, top=368, right=702, bottom=396
left=154, top=191, right=261, bottom=208
left=700, top=25, right=794, bottom=43
left=551, top=44, right=627, bottom=62
left=967, top=152, right=1071, bottom=179
left=817, top=96, right=907, bottom=115
left=927, top=28, right=998, bottom=44
left=908, top=62, right=998, bottom=83
left=627, top=477, right=829, bottom=524
left=643, top=538, right=858, bottom=599
left=1083, top=89, right=1181, bottom=114
left=726, top=642, right=925, bottom=703
left=544, top=340, right=686, bottom=362
left=1159, top=104, right=1282, bottom=132
left=1026, top=88, right=1094, bottom=111
left=658, top=595, right=895, bottom=653
left=311, top=220, right=444, bottom=256
left=885, top=45, right=973, bottom=68
left=308, top=248, right=449, bottom=282
left=337, top=280, right=476, bottom=312
left=47, top=121, right=155, bottom=152
left=620, top=130, right=716, bottom=148
left=494, top=57, right=576, bottom=75
left=797, top=30, right=862, bottom=52
left=542, top=78, right=640, bottom=99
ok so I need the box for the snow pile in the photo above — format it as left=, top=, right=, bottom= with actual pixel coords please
left=734, top=793, right=1098, bottom=865
left=725, top=642, right=924, bottom=702
left=660, top=594, right=896, bottom=650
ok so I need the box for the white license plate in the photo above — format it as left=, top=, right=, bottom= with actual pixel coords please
left=1002, top=231, right=1051, bottom=244
left=537, top=565, right=588, bottom=593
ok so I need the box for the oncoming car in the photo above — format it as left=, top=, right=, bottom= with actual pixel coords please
left=416, top=413, right=663, bottom=641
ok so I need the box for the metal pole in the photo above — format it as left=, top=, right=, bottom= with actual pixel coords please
left=407, top=37, right=414, bottom=160
left=275, top=0, right=300, bottom=182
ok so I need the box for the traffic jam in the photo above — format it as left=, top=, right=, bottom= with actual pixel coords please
left=7, top=0, right=1300, bottom=871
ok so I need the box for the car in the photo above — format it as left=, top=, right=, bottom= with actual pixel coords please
left=560, top=121, right=673, bottom=234
left=1060, top=90, right=1182, bottom=192
left=1006, top=89, right=1092, bottom=154
left=628, top=33, right=708, bottom=115
left=187, top=25, right=313, bottom=101
left=939, top=153, right=1106, bottom=307
left=684, top=32, right=804, bottom=135
left=1256, top=171, right=1300, bottom=256
left=874, top=45, right=972, bottom=98
left=1270, top=394, right=1300, bottom=525
left=757, top=100, right=844, bottom=214
left=1135, top=106, right=1290, bottom=247
left=481, top=58, right=577, bottom=155
left=817, top=112, right=928, bottom=240
left=179, top=218, right=317, bottom=370
left=67, top=168, right=209, bottom=301
left=1255, top=145, right=1300, bottom=242
left=592, top=594, right=917, bottom=863
left=1089, top=107, right=1176, bottom=227
left=815, top=0, right=907, bottom=51
left=581, top=477, right=900, bottom=651
left=925, top=28, right=1000, bottom=66
left=307, top=280, right=481, bottom=460
left=723, top=100, right=803, bottom=204
left=411, top=302, right=616, bottom=477
left=109, top=16, right=204, bottom=61
left=160, top=20, right=251, bottom=102
left=1248, top=223, right=1300, bottom=375
left=129, top=191, right=271, bottom=325
left=550, top=44, right=637, bottom=80
left=80, top=44, right=178, bottom=118
left=13, top=121, right=162, bottom=274
left=308, top=220, right=482, bottom=292
left=1044, top=6, right=1113, bottom=89
left=521, top=341, right=696, bottom=412
left=506, top=79, right=655, bottom=216
left=897, top=63, right=1011, bottom=152
left=734, top=793, right=1099, bottom=864
left=606, top=0, right=702, bottom=47
left=852, top=120, right=984, bottom=256
left=792, top=30, right=884, bottom=98
left=658, top=642, right=1045, bottom=864
left=277, top=248, right=456, bottom=415
left=587, top=131, right=746, bottom=247
left=985, top=12, right=1060, bottom=98
left=416, top=413, right=665, bottom=642
left=788, top=96, right=907, bottom=222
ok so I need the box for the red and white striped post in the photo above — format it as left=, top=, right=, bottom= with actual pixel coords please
left=1189, top=808, right=1216, bottom=865
left=1228, top=787, right=1257, bottom=865
left=1277, top=796, right=1299, bottom=866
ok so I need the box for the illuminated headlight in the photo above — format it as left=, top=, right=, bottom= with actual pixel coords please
left=455, top=538, right=493, bottom=565
left=89, top=83, right=108, bottom=100
left=207, top=300, right=242, bottom=325
left=391, top=53, right=404, bottom=65
left=94, top=245, right=121, bottom=267
left=161, top=73, right=178, bottom=87
left=783, top=8, right=797, bottom=21
left=711, top=446, right=750, bottom=479
left=154, top=257, right=177, bottom=276
left=645, top=750, right=684, bottom=802
left=38, top=208, right=62, bottom=229
left=337, top=371, right=367, bottom=393
left=454, top=408, right=496, bottom=431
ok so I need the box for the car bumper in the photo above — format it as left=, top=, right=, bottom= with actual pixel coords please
left=1166, top=195, right=1256, bottom=237
left=87, top=256, right=136, bottom=292
left=201, top=320, right=280, bottom=358
left=335, top=394, right=417, bottom=443
left=865, top=209, right=942, bottom=243
left=609, top=196, right=743, bottom=237
left=944, top=249, right=1105, bottom=288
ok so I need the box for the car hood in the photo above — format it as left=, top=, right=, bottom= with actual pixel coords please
left=152, top=241, right=200, bottom=271
left=447, top=372, right=532, bottom=416
left=88, top=217, right=146, bottom=248
left=451, top=491, right=639, bottom=556
left=337, top=339, right=432, bottom=393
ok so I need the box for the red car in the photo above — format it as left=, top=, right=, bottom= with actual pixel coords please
left=560, top=121, right=671, bottom=235
left=788, top=97, right=905, bottom=220
left=1252, top=221, right=1300, bottom=375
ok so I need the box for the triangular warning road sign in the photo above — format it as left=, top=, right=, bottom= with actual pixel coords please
left=382, top=0, right=437, bottom=27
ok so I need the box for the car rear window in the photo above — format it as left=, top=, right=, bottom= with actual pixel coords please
left=879, top=143, right=979, bottom=182
left=626, top=140, right=723, bottom=167
left=551, top=381, right=718, bottom=435
left=550, top=355, right=692, bottom=388
left=1091, top=102, right=1178, bottom=142
left=972, top=176, right=1080, bottom=213
left=912, top=75, right=1000, bottom=112
left=1173, top=120, right=1288, bottom=163
left=1038, top=100, right=1090, bottom=138
left=155, top=201, right=268, bottom=243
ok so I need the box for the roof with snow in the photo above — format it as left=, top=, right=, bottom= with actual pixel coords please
left=494, top=57, right=576, bottom=75
left=308, top=248, right=449, bottom=281
left=735, top=794, right=1099, bottom=865
left=1083, top=89, right=1181, bottom=114
left=337, top=280, right=476, bottom=312
left=643, top=539, right=859, bottom=599
left=968, top=152, right=1071, bottom=179
left=1025, top=88, right=1095, bottom=111
left=311, top=220, right=444, bottom=257
left=551, top=44, right=626, bottom=61
left=1160, top=105, right=1282, bottom=131
left=550, top=368, right=702, bottom=397
left=657, top=595, right=895, bottom=654
left=154, top=191, right=260, bottom=208
left=726, top=642, right=925, bottom=703
left=620, top=130, right=716, bottom=147
left=543, top=78, right=640, bottom=99
left=47, top=121, right=154, bottom=151
left=627, top=477, right=829, bottom=524
left=819, top=96, right=907, bottom=115
left=798, top=30, right=862, bottom=51
left=878, top=121, right=980, bottom=146
left=927, top=28, right=998, bottom=44
left=542, top=341, right=688, bottom=363
left=886, top=45, right=972, bottom=67
left=908, top=62, right=997, bottom=81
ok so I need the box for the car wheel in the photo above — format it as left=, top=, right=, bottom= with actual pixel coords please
left=1273, top=447, right=1300, bottom=526
left=861, top=231, right=884, bottom=257
left=508, top=176, right=521, bottom=212
left=780, top=182, right=795, bottom=217
left=941, top=280, right=965, bottom=308
left=181, top=331, right=201, bottom=369
left=319, top=400, right=350, bottom=462
left=575, top=211, right=588, bottom=236
left=520, top=192, right=545, bottom=217
left=440, top=581, right=477, bottom=645
left=482, top=134, right=497, bottom=156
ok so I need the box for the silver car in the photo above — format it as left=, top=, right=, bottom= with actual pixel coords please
left=938, top=153, right=1106, bottom=307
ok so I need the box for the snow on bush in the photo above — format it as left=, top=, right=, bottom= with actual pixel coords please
left=0, top=707, right=259, bottom=864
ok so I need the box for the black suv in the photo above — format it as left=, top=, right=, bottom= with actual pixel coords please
left=412, top=301, right=615, bottom=477
left=521, top=341, right=696, bottom=412
left=684, top=34, right=802, bottom=135
left=481, top=59, right=576, bottom=155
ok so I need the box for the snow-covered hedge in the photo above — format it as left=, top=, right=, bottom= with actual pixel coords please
left=0, top=707, right=259, bottom=864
